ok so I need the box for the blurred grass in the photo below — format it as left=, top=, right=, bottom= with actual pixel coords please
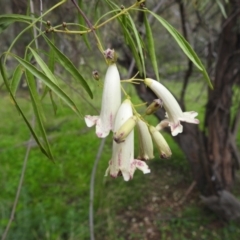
left=0, top=79, right=240, bottom=240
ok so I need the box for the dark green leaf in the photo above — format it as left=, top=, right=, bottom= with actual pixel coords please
left=0, top=14, right=38, bottom=33
left=13, top=54, right=82, bottom=116
left=0, top=57, right=51, bottom=159
left=121, top=24, right=143, bottom=75
left=43, top=35, right=93, bottom=98
left=144, top=13, right=159, bottom=81
left=29, top=47, right=59, bottom=86
left=127, top=14, right=146, bottom=78
left=150, top=11, right=213, bottom=88
left=25, top=69, right=54, bottom=160
left=11, top=65, right=23, bottom=96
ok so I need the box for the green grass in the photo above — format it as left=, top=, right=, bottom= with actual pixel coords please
left=0, top=80, right=240, bottom=240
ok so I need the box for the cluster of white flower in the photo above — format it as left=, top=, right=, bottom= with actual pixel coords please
left=85, top=49, right=199, bottom=181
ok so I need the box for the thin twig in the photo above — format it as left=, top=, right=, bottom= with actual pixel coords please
left=71, top=0, right=100, bottom=46
left=1, top=137, right=33, bottom=240
left=39, top=0, right=43, bottom=31
left=177, top=181, right=197, bottom=205
left=89, top=138, right=106, bottom=240
left=71, top=0, right=93, bottom=29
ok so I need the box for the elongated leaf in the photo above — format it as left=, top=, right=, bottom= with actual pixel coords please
left=13, top=55, right=82, bottom=116
left=0, top=14, right=36, bottom=24
left=29, top=47, right=59, bottom=86
left=24, top=55, right=46, bottom=122
left=43, top=35, right=93, bottom=98
left=11, top=65, right=23, bottom=95
left=104, top=0, right=145, bottom=75
left=0, top=14, right=35, bottom=25
left=0, top=14, right=38, bottom=33
left=127, top=14, right=146, bottom=78
left=0, top=58, right=50, bottom=159
left=150, top=11, right=213, bottom=89
left=216, top=0, right=227, bottom=18
left=121, top=24, right=143, bottom=75
left=25, top=69, right=53, bottom=160
left=144, top=13, right=160, bottom=81
left=47, top=37, right=58, bottom=114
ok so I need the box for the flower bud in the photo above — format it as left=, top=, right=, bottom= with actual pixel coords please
left=103, top=48, right=117, bottom=64
left=145, top=99, right=163, bottom=115
left=136, top=119, right=154, bottom=160
left=149, top=126, right=172, bottom=159
left=114, top=116, right=137, bottom=143
left=92, top=70, right=100, bottom=81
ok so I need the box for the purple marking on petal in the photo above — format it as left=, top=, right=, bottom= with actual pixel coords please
left=118, top=149, right=122, bottom=166
left=136, top=161, right=144, bottom=167
left=110, top=173, right=118, bottom=178
left=97, top=132, right=103, bottom=137
left=171, top=121, right=180, bottom=130
left=110, top=113, right=113, bottom=128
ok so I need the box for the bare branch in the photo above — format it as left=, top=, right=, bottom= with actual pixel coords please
left=1, top=138, right=33, bottom=240
left=89, top=138, right=106, bottom=240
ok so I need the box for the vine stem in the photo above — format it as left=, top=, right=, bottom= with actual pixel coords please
left=71, top=0, right=104, bottom=53
left=89, top=138, right=106, bottom=240
left=1, top=138, right=33, bottom=240
left=95, top=0, right=145, bottom=29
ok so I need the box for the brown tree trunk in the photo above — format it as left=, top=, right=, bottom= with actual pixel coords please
left=115, top=0, right=240, bottom=220
left=206, top=1, right=240, bottom=191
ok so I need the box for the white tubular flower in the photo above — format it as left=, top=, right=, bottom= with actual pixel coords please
left=105, top=99, right=150, bottom=181
left=144, top=78, right=199, bottom=136
left=149, top=126, right=172, bottom=159
left=85, top=63, right=121, bottom=138
left=136, top=119, right=154, bottom=160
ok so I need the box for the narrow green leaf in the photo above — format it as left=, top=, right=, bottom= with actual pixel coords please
left=11, top=65, right=23, bottom=96
left=48, top=36, right=58, bottom=114
left=121, top=24, right=143, bottom=75
left=25, top=69, right=54, bottom=160
left=0, top=58, right=50, bottom=159
left=216, top=0, right=227, bottom=18
left=127, top=14, right=146, bottom=78
left=29, top=47, right=59, bottom=86
left=13, top=54, right=82, bottom=116
left=49, top=90, right=58, bottom=115
left=43, top=35, right=93, bottom=99
left=0, top=14, right=39, bottom=33
left=24, top=60, right=46, bottom=122
left=150, top=11, right=213, bottom=89
left=144, top=13, right=160, bottom=81
left=0, top=14, right=35, bottom=25
left=48, top=36, right=55, bottom=73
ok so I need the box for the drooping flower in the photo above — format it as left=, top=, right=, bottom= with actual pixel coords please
left=84, top=63, right=121, bottom=138
left=149, top=126, right=172, bottom=159
left=144, top=78, right=199, bottom=136
left=136, top=119, right=154, bottom=160
left=105, top=99, right=150, bottom=181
